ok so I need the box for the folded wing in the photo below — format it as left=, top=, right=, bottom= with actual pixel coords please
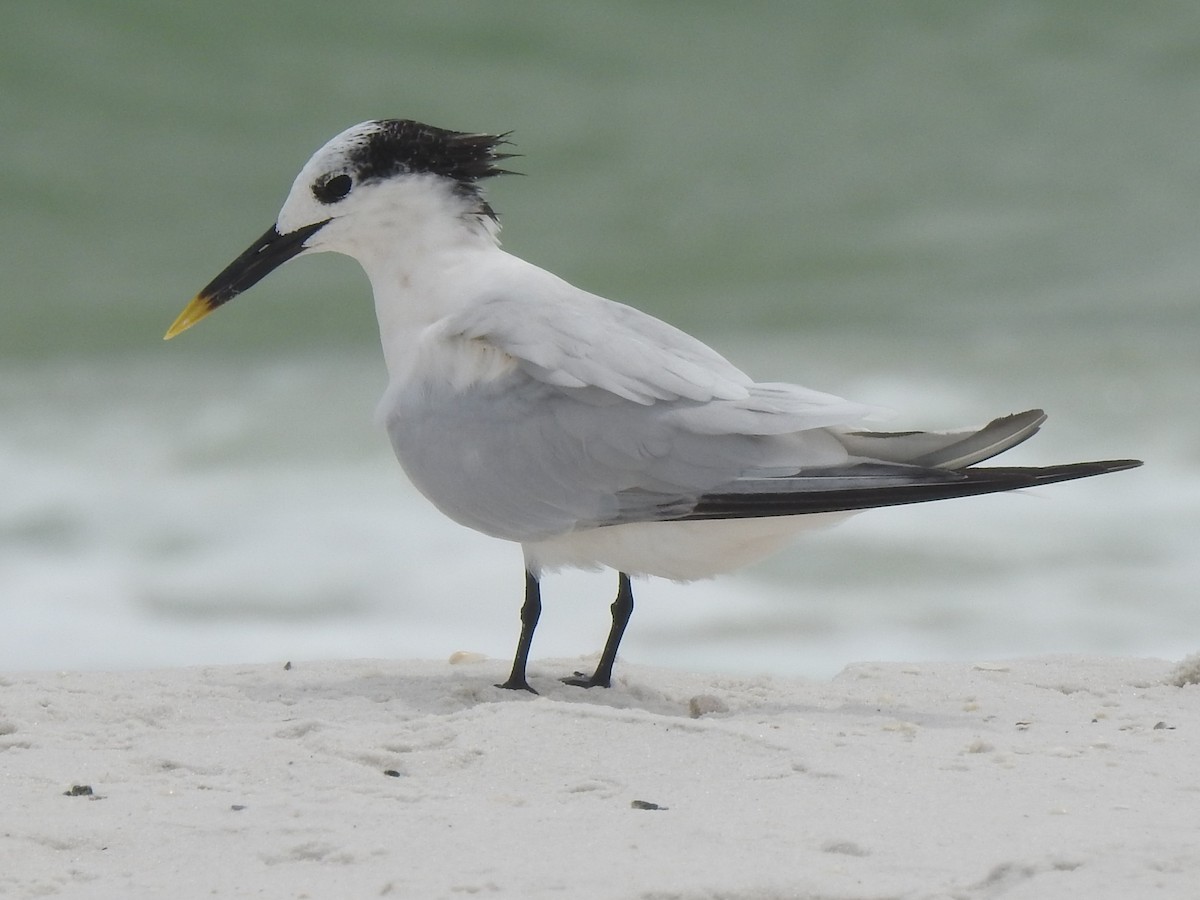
left=431, top=275, right=1140, bottom=535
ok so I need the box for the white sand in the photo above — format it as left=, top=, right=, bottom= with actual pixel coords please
left=3, top=654, right=1199, bottom=899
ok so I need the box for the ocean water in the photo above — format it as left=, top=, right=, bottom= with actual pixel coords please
left=1, top=3, right=1196, bottom=677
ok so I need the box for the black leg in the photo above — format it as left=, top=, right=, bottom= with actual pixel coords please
left=496, top=571, right=541, bottom=693
left=563, top=572, right=634, bottom=689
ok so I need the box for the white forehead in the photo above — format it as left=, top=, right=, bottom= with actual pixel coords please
left=292, top=120, right=382, bottom=186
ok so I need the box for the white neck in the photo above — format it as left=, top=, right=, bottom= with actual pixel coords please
left=342, top=181, right=503, bottom=378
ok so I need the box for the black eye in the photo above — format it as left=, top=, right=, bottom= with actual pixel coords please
left=313, top=173, right=353, bottom=204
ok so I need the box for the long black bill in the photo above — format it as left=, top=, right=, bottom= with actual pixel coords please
left=164, top=218, right=330, bottom=339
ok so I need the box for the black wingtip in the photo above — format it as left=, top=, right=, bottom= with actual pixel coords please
left=1020, top=458, right=1143, bottom=480
left=1097, top=458, right=1144, bottom=473
left=678, top=457, right=1144, bottom=522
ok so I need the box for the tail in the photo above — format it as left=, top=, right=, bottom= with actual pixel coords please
left=833, top=409, right=1048, bottom=468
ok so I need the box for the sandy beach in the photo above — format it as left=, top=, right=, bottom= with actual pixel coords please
left=4, top=653, right=1198, bottom=898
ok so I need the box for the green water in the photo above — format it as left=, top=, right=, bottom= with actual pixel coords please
left=5, top=2, right=1198, bottom=356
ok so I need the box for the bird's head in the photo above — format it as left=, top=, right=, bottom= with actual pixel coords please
left=164, top=119, right=514, bottom=339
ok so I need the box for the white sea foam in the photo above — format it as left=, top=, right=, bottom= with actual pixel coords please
left=0, top=340, right=1191, bottom=676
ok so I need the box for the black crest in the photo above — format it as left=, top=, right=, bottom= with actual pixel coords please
left=348, top=120, right=516, bottom=189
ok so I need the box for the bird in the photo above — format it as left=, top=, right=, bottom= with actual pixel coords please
left=165, top=119, right=1141, bottom=692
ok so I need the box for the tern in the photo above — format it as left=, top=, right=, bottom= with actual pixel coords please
left=166, top=120, right=1140, bottom=692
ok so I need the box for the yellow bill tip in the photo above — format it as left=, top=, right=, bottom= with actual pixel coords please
left=164, top=295, right=215, bottom=340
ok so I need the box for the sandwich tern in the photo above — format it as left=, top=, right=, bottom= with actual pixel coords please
left=166, top=120, right=1140, bottom=691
